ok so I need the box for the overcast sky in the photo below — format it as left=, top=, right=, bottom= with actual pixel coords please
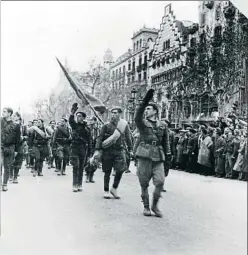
left=1, top=1, right=199, bottom=113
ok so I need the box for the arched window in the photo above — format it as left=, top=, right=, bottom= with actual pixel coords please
left=214, top=26, right=222, bottom=38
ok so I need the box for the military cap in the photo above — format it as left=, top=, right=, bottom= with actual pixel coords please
left=76, top=111, right=87, bottom=118
left=147, top=102, right=159, bottom=113
left=110, top=106, right=122, bottom=113
left=61, top=117, right=67, bottom=122
left=189, top=128, right=197, bottom=133
left=185, top=124, right=193, bottom=129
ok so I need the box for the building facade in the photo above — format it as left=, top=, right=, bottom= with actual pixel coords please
left=150, top=2, right=248, bottom=127
left=149, top=3, right=199, bottom=127
left=109, top=27, right=158, bottom=124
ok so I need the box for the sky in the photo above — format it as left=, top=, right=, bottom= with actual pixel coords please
left=1, top=1, right=199, bottom=113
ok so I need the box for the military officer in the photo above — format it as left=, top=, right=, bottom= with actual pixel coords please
left=134, top=89, right=171, bottom=218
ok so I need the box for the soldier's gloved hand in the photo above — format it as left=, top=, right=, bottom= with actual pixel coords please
left=143, top=89, right=155, bottom=104
left=71, top=103, right=78, bottom=114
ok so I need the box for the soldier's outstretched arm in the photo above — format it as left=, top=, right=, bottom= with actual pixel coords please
left=134, top=89, right=154, bottom=129
left=69, top=114, right=77, bottom=129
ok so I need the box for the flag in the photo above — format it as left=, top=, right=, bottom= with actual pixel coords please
left=56, top=58, right=107, bottom=116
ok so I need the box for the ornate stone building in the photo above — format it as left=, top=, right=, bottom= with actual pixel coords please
left=109, top=27, right=158, bottom=123
left=149, top=4, right=199, bottom=127
left=150, top=2, right=248, bottom=127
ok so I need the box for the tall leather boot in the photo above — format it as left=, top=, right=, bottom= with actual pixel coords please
left=142, top=196, right=151, bottom=216
left=151, top=196, right=163, bottom=218
left=89, top=172, right=95, bottom=183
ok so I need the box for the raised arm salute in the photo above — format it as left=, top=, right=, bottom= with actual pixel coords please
left=134, top=89, right=170, bottom=218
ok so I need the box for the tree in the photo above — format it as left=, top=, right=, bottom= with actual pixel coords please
left=182, top=4, right=248, bottom=117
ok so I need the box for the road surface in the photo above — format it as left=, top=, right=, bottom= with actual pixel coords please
left=1, top=163, right=247, bottom=255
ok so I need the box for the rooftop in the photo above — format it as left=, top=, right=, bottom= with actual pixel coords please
left=132, top=27, right=159, bottom=39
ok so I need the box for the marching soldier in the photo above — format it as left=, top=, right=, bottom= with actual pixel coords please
left=51, top=117, right=71, bottom=176
left=134, top=89, right=171, bottom=218
left=93, top=106, right=133, bottom=199
left=10, top=112, right=28, bottom=183
left=85, top=116, right=100, bottom=183
left=29, top=119, right=49, bottom=177
left=1, top=107, right=21, bottom=191
left=46, top=120, right=56, bottom=169
left=27, top=119, right=38, bottom=172
left=69, top=103, right=92, bottom=192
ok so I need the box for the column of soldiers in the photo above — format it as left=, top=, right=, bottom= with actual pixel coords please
left=2, top=90, right=247, bottom=219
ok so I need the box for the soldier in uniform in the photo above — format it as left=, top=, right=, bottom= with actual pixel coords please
left=85, top=116, right=99, bottom=183
left=1, top=107, right=21, bottom=191
left=27, top=119, right=38, bottom=172
left=51, top=117, right=71, bottom=176
left=93, top=106, right=133, bottom=199
left=46, top=120, right=56, bottom=169
left=10, top=112, right=28, bottom=183
left=134, top=89, right=171, bottom=218
left=161, top=119, right=174, bottom=192
left=29, top=119, right=49, bottom=177
left=69, top=103, right=92, bottom=192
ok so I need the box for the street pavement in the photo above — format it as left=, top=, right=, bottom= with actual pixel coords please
left=1, top=162, right=247, bottom=255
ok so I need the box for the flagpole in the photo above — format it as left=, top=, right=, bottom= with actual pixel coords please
left=56, top=57, right=104, bottom=124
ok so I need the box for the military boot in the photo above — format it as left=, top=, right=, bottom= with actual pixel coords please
left=89, top=173, right=95, bottom=183
left=151, top=197, right=163, bottom=218
left=85, top=174, right=90, bottom=183
left=142, top=197, right=151, bottom=217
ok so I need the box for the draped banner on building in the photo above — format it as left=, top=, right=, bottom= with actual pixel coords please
left=56, top=58, right=106, bottom=123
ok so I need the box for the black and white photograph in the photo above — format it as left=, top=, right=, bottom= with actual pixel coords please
left=1, top=1, right=247, bottom=254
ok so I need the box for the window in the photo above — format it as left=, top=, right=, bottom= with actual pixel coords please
left=136, top=42, right=139, bottom=51
left=214, top=26, right=222, bottom=37
left=119, top=67, right=121, bottom=74
left=144, top=71, right=147, bottom=80
left=128, top=62, right=131, bottom=70
left=144, top=55, right=147, bottom=63
left=163, top=41, right=166, bottom=51
left=133, top=43, right=135, bottom=51
left=140, top=39, right=142, bottom=48
left=132, top=75, right=135, bottom=82
left=112, top=71, right=115, bottom=78
left=165, top=40, right=170, bottom=49
left=128, top=76, right=131, bottom=84
left=132, top=61, right=135, bottom=70
left=138, top=73, right=142, bottom=81
left=139, top=57, right=142, bottom=66
left=200, top=13, right=206, bottom=27
left=123, top=65, right=126, bottom=73
left=190, top=38, right=196, bottom=47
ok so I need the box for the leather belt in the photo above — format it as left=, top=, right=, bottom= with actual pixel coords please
left=140, top=141, right=158, bottom=146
